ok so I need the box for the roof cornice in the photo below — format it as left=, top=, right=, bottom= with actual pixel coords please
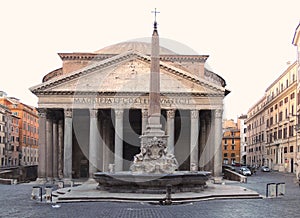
left=58, top=52, right=209, bottom=62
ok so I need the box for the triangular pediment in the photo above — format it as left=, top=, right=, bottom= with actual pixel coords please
left=30, top=51, right=225, bottom=96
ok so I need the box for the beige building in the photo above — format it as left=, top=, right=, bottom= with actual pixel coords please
left=264, top=62, right=298, bottom=172
left=293, top=23, right=300, bottom=178
left=246, top=97, right=266, bottom=168
left=238, top=114, right=247, bottom=165
left=247, top=62, right=298, bottom=172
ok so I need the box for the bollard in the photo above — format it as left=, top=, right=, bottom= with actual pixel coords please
left=276, top=183, right=285, bottom=196
left=266, top=183, right=276, bottom=198
left=164, top=184, right=172, bottom=205
left=57, top=181, right=64, bottom=189
left=31, top=186, right=42, bottom=202
left=45, top=186, right=53, bottom=203
left=108, top=164, right=115, bottom=173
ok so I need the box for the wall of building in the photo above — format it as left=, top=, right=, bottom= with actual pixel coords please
left=222, top=120, right=241, bottom=165
left=246, top=62, right=298, bottom=173
left=0, top=95, right=38, bottom=167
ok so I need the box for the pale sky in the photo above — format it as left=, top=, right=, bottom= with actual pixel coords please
left=0, top=0, right=299, bottom=120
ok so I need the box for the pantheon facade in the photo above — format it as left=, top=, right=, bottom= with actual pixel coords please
left=31, top=39, right=229, bottom=182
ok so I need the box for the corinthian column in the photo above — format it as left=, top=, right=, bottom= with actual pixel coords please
left=190, top=110, right=199, bottom=171
left=58, top=119, right=64, bottom=179
left=46, top=112, right=53, bottom=181
left=114, top=109, right=124, bottom=172
left=213, top=109, right=223, bottom=177
left=89, top=109, right=99, bottom=178
left=63, top=108, right=73, bottom=180
left=37, top=108, right=47, bottom=182
left=52, top=118, right=58, bottom=180
left=199, top=117, right=206, bottom=171
left=167, top=109, right=175, bottom=155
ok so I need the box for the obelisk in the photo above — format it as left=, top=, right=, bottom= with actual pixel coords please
left=130, top=9, right=178, bottom=174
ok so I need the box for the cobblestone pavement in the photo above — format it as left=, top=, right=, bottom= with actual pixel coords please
left=1, top=171, right=300, bottom=218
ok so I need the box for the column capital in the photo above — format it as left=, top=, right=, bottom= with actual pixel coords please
left=89, top=109, right=98, bottom=118
left=142, top=109, right=148, bottom=118
left=64, top=108, right=73, bottom=118
left=37, top=108, right=47, bottom=118
left=167, top=109, right=175, bottom=119
left=115, top=109, right=124, bottom=119
left=46, top=110, right=54, bottom=120
left=191, top=110, right=199, bottom=119
left=215, top=109, right=223, bottom=119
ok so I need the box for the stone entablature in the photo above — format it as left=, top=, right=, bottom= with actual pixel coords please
left=35, top=94, right=224, bottom=111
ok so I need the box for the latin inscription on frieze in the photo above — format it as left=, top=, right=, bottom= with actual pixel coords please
left=73, top=96, right=191, bottom=106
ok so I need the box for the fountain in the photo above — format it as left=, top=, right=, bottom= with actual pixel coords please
left=94, top=11, right=211, bottom=193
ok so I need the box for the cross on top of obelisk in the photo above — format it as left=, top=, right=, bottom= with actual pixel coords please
left=151, top=8, right=160, bottom=29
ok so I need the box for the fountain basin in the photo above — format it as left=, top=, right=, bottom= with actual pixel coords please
left=94, top=171, right=211, bottom=193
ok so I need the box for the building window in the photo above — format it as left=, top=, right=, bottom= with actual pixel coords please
left=290, top=146, right=294, bottom=153
left=231, top=145, right=235, bottom=150
left=289, top=126, right=294, bottom=137
left=231, top=139, right=235, bottom=144
left=224, top=153, right=228, bottom=157
left=278, top=129, right=282, bottom=139
left=283, top=127, right=287, bottom=139
left=279, top=112, right=283, bottom=122
left=224, top=145, right=228, bottom=150
left=273, top=131, right=277, bottom=140
left=291, top=92, right=295, bottom=99
left=270, top=117, right=273, bottom=126
left=224, top=139, right=227, bottom=144
left=279, top=101, right=283, bottom=107
left=284, top=147, right=287, bottom=153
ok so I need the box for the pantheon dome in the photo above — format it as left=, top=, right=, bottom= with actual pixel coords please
left=95, top=41, right=177, bottom=55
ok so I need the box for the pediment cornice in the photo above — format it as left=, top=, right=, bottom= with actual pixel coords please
left=30, top=50, right=226, bottom=95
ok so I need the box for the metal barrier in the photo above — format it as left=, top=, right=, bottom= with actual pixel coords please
left=276, top=183, right=285, bottom=196
left=45, top=186, right=53, bottom=203
left=266, top=183, right=276, bottom=197
left=31, top=186, right=42, bottom=202
left=266, top=183, right=285, bottom=198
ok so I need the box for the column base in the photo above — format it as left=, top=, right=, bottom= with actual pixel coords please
left=36, top=177, right=47, bottom=184
left=212, top=176, right=224, bottom=184
left=87, top=178, right=97, bottom=183
left=63, top=178, right=74, bottom=187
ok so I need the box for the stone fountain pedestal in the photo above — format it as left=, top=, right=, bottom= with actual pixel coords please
left=94, top=171, right=211, bottom=194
